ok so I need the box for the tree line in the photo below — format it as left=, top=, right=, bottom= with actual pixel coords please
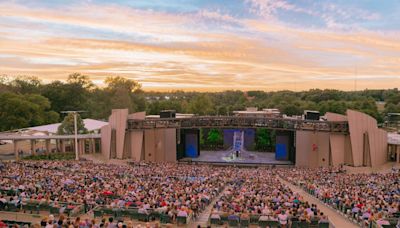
left=1, top=73, right=399, bottom=132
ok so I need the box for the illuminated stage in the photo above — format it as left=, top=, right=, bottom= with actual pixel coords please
left=189, top=150, right=293, bottom=165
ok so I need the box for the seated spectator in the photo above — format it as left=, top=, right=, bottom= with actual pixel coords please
left=278, top=210, right=288, bottom=226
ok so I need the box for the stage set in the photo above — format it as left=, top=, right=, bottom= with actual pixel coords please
left=190, top=150, right=292, bottom=165
left=97, top=109, right=396, bottom=168
left=177, top=128, right=294, bottom=165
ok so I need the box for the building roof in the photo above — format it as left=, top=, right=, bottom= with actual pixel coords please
left=26, top=119, right=108, bottom=134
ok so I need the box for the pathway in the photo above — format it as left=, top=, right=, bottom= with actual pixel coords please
left=191, top=186, right=229, bottom=227
left=278, top=177, right=359, bottom=228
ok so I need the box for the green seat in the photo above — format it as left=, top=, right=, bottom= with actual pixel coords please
left=381, top=225, right=396, bottom=228
left=7, top=203, right=18, bottom=212
left=127, top=209, right=139, bottom=220
left=228, top=218, right=239, bottom=227
left=102, top=208, right=115, bottom=216
left=138, top=213, right=149, bottom=222
left=64, top=207, right=73, bottom=216
left=160, top=214, right=172, bottom=224
left=266, top=220, right=280, bottom=228
left=318, top=222, right=329, bottom=228
left=114, top=209, right=124, bottom=218
left=250, top=215, right=260, bottom=224
left=210, top=217, right=221, bottom=225
left=291, top=220, right=301, bottom=228
left=50, top=206, right=60, bottom=215
left=22, top=203, right=36, bottom=213
left=93, top=209, right=103, bottom=218
left=6, top=220, right=16, bottom=224
left=149, top=211, right=160, bottom=221
left=220, top=214, right=228, bottom=223
left=310, top=219, right=319, bottom=228
left=240, top=218, right=249, bottom=227
left=388, top=218, right=399, bottom=225
left=38, top=204, right=51, bottom=212
left=7, top=189, right=16, bottom=196
left=258, top=220, right=268, bottom=228
left=177, top=216, right=187, bottom=225
left=299, top=221, right=310, bottom=228
left=121, top=209, right=132, bottom=218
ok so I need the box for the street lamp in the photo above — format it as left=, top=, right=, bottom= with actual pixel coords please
left=61, top=111, right=86, bottom=161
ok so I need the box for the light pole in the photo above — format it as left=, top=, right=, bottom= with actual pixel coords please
left=61, top=111, right=85, bottom=161
left=73, top=112, right=78, bottom=161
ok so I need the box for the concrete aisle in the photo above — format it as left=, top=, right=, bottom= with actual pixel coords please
left=279, top=178, right=359, bottom=228
left=191, top=186, right=229, bottom=227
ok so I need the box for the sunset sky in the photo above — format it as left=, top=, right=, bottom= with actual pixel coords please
left=0, top=0, right=399, bottom=91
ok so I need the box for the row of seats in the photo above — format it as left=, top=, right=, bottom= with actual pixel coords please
left=93, top=207, right=190, bottom=225
left=209, top=214, right=329, bottom=228
left=0, top=201, right=84, bottom=217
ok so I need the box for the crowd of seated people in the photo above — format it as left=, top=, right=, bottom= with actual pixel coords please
left=0, top=161, right=337, bottom=227
left=211, top=168, right=329, bottom=227
left=278, top=167, right=400, bottom=227
left=0, top=161, right=229, bottom=224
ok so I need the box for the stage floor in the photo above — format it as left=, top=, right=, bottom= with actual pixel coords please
left=190, top=150, right=293, bottom=165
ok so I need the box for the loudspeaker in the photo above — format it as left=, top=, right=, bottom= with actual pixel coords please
left=160, top=110, right=176, bottom=118
left=305, top=111, right=320, bottom=120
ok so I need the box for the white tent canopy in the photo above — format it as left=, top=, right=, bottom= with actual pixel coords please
left=27, top=119, right=108, bottom=134
left=388, top=133, right=400, bottom=145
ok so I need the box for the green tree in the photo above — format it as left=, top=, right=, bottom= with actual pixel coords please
left=104, top=76, right=142, bottom=113
left=10, top=76, right=42, bottom=94
left=57, top=113, right=88, bottom=135
left=0, top=93, right=59, bottom=131
left=25, top=94, right=59, bottom=126
left=280, top=103, right=303, bottom=116
left=67, top=73, right=94, bottom=89
left=0, top=75, right=10, bottom=93
left=41, top=74, right=93, bottom=118
left=384, top=103, right=400, bottom=114
left=104, top=76, right=141, bottom=92
left=188, top=94, right=214, bottom=115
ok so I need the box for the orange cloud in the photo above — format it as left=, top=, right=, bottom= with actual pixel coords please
left=0, top=2, right=399, bottom=91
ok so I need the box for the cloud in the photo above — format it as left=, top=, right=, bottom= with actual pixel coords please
left=0, top=1, right=399, bottom=91
left=319, top=3, right=381, bottom=30
left=245, top=0, right=297, bottom=17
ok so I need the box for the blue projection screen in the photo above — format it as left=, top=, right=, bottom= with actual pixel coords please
left=185, top=133, right=198, bottom=158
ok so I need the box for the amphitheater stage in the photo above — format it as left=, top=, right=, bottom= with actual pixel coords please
left=186, top=150, right=293, bottom=165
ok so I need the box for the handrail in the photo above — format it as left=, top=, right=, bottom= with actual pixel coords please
left=127, top=116, right=348, bottom=133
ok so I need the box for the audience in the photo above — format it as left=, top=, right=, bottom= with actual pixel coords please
left=279, top=167, right=400, bottom=226
left=0, top=161, right=359, bottom=227
left=0, top=161, right=228, bottom=225
left=210, top=167, right=328, bottom=226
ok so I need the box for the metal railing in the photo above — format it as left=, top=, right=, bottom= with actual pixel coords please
left=127, top=116, right=348, bottom=133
